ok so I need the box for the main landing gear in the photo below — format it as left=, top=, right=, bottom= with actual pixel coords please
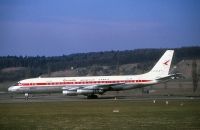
left=87, top=94, right=98, bottom=99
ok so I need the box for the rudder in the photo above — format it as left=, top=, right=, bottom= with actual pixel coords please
left=147, top=50, right=174, bottom=78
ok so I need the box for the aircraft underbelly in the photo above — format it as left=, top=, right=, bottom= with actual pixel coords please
left=20, top=86, right=62, bottom=93
left=110, top=83, right=153, bottom=91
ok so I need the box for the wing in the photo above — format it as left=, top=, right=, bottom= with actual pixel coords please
left=62, top=83, right=124, bottom=96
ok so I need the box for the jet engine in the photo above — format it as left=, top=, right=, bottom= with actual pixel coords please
left=63, top=89, right=104, bottom=96
left=77, top=89, right=94, bottom=95
left=62, top=90, right=77, bottom=96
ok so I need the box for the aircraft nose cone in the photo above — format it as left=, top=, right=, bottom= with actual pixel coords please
left=8, top=86, right=16, bottom=92
left=8, top=87, right=13, bottom=92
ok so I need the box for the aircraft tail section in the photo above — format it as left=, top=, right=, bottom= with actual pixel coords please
left=147, top=50, right=174, bottom=78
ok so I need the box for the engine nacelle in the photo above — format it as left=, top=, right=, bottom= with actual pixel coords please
left=63, top=90, right=77, bottom=96
left=63, top=87, right=105, bottom=96
left=77, top=89, right=95, bottom=95
left=77, top=89, right=104, bottom=95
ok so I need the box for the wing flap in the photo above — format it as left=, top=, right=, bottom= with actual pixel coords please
left=62, top=83, right=124, bottom=91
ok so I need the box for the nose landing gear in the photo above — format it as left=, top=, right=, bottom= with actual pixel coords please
left=25, top=93, right=29, bottom=100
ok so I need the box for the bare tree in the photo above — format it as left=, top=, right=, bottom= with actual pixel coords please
left=192, top=60, right=198, bottom=92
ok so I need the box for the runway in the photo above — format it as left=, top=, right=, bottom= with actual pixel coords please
left=0, top=92, right=199, bottom=103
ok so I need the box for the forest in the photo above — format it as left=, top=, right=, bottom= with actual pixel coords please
left=0, top=46, right=199, bottom=82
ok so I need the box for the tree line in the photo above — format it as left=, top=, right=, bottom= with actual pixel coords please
left=0, top=46, right=200, bottom=81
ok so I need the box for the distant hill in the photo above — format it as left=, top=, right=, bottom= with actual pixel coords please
left=0, top=46, right=200, bottom=82
left=40, top=60, right=199, bottom=80
left=174, top=59, right=200, bottom=80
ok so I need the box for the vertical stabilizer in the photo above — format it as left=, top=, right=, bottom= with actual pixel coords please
left=147, top=50, right=174, bottom=78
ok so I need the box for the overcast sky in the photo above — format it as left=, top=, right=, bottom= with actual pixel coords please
left=0, top=0, right=200, bottom=56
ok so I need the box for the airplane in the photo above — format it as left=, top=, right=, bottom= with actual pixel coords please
left=8, top=50, right=181, bottom=99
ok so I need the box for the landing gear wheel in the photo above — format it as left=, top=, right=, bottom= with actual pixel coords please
left=25, top=93, right=29, bottom=100
left=87, top=95, right=98, bottom=99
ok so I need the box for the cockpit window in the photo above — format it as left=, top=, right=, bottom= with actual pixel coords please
left=13, top=82, right=19, bottom=86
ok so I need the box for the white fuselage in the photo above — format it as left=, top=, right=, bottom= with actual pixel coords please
left=8, top=74, right=157, bottom=93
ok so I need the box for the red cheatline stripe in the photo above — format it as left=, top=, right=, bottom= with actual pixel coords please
left=18, top=80, right=152, bottom=87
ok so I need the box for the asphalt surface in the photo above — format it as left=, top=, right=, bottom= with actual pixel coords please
left=0, top=92, right=199, bottom=103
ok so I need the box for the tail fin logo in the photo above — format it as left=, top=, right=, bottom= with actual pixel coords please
left=163, top=60, right=170, bottom=65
